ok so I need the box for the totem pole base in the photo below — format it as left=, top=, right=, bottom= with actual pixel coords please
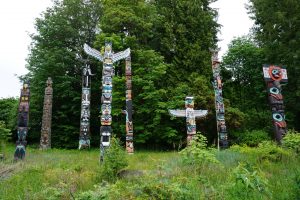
left=39, top=145, right=50, bottom=150
left=79, top=139, right=90, bottom=150
left=14, top=144, right=26, bottom=161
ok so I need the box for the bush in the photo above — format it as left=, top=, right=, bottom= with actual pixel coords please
left=229, top=162, right=270, bottom=199
left=0, top=120, right=11, bottom=159
left=180, top=133, right=219, bottom=165
left=231, top=141, right=291, bottom=162
left=231, top=130, right=270, bottom=147
left=282, top=130, right=300, bottom=154
left=77, top=175, right=195, bottom=200
left=100, top=137, right=128, bottom=182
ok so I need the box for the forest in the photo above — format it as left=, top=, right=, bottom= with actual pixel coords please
left=0, top=0, right=299, bottom=148
left=0, top=0, right=300, bottom=199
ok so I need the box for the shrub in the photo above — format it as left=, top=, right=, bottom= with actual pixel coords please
left=282, top=130, right=300, bottom=154
left=77, top=175, right=195, bottom=200
left=229, top=162, right=270, bottom=199
left=100, top=137, right=128, bottom=182
left=180, top=133, right=219, bottom=165
left=232, top=129, right=270, bottom=147
left=256, top=141, right=290, bottom=162
left=0, top=120, right=11, bottom=159
left=230, top=141, right=291, bottom=162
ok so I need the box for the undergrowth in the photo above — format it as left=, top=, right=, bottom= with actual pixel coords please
left=0, top=135, right=299, bottom=200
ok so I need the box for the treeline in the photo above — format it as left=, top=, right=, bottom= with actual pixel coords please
left=1, top=0, right=299, bottom=149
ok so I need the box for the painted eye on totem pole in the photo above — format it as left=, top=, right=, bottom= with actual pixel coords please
left=268, top=66, right=283, bottom=81
left=273, top=113, right=284, bottom=122
left=270, top=87, right=280, bottom=94
left=272, top=69, right=280, bottom=77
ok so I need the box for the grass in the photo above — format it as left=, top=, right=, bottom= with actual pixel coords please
left=0, top=143, right=299, bottom=199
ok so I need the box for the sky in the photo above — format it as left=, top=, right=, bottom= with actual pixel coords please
left=0, top=0, right=253, bottom=98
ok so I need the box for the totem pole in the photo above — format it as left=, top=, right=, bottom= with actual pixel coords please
left=79, top=64, right=94, bottom=149
left=122, top=55, right=134, bottom=154
left=83, top=42, right=130, bottom=162
left=263, top=65, right=288, bottom=143
left=14, top=82, right=30, bottom=160
left=40, top=77, right=53, bottom=150
left=169, top=97, right=208, bottom=144
left=211, top=50, right=228, bottom=149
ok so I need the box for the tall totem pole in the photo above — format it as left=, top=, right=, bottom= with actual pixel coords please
left=79, top=64, right=94, bottom=149
left=40, top=77, right=53, bottom=150
left=14, top=82, right=30, bottom=160
left=263, top=65, right=288, bottom=143
left=83, top=42, right=130, bottom=162
left=122, top=55, right=134, bottom=154
left=169, top=97, right=208, bottom=144
left=211, top=50, right=228, bottom=149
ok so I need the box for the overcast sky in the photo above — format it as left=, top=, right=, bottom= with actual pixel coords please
left=0, top=0, right=253, bottom=98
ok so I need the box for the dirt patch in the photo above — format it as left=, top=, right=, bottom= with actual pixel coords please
left=0, top=164, right=18, bottom=182
left=118, top=169, right=144, bottom=179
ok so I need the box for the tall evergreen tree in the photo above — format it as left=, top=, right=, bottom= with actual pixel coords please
left=26, top=0, right=102, bottom=148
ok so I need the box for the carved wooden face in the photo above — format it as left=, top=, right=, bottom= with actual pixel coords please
left=103, top=76, right=112, bottom=85
left=101, top=114, right=112, bottom=125
left=101, top=104, right=111, bottom=115
left=105, top=43, right=112, bottom=54
left=187, top=125, right=196, bottom=134
left=185, top=97, right=194, bottom=108
left=102, top=85, right=112, bottom=93
left=46, top=78, right=52, bottom=87
left=18, top=128, right=27, bottom=141
left=102, top=93, right=112, bottom=103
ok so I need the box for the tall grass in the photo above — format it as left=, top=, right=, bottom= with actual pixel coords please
left=0, top=142, right=299, bottom=199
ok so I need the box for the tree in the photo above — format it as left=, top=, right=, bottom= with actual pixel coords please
left=0, top=97, right=18, bottom=131
left=96, top=0, right=219, bottom=147
left=0, top=121, right=12, bottom=158
left=220, top=36, right=273, bottom=143
left=26, top=0, right=102, bottom=148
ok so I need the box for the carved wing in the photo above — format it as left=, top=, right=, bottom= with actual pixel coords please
left=112, top=48, right=131, bottom=63
left=169, top=110, right=186, bottom=117
left=194, top=110, right=208, bottom=118
left=83, top=43, right=103, bottom=62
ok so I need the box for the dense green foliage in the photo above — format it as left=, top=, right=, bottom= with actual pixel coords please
left=180, top=133, right=220, bottom=165
left=24, top=0, right=219, bottom=148
left=100, top=137, right=128, bottom=182
left=282, top=130, right=300, bottom=154
left=0, top=98, right=17, bottom=156
left=26, top=0, right=102, bottom=148
left=0, top=121, right=11, bottom=157
left=0, top=97, right=18, bottom=131
left=221, top=37, right=271, bottom=140
left=1, top=0, right=296, bottom=148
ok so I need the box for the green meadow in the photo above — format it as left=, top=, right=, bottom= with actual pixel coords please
left=1, top=140, right=299, bottom=200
